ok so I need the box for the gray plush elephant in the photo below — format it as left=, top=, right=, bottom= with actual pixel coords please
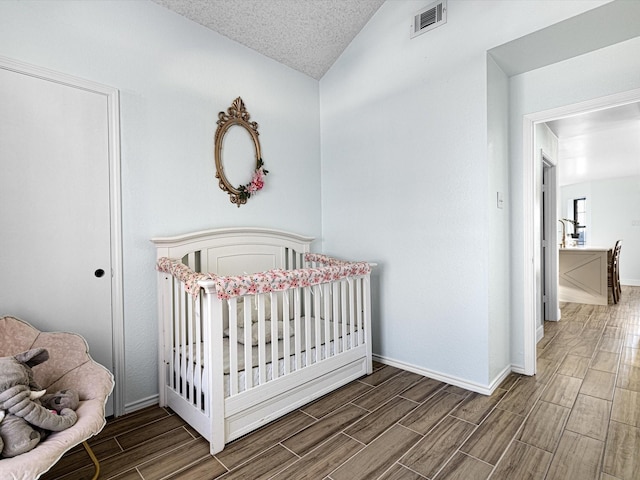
left=0, top=348, right=78, bottom=457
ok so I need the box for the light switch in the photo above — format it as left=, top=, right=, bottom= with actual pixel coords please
left=497, top=191, right=504, bottom=209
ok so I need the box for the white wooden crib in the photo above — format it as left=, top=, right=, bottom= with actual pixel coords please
left=152, top=227, right=373, bottom=455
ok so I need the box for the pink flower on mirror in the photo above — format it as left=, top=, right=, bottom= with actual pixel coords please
left=248, top=168, right=265, bottom=193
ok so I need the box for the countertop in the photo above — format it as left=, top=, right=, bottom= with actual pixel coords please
left=559, top=246, right=610, bottom=252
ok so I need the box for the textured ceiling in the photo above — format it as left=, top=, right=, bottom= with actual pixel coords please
left=151, top=0, right=385, bottom=79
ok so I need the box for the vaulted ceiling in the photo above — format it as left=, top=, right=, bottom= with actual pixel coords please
left=151, top=0, right=385, bottom=79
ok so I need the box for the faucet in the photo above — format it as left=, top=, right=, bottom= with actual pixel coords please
left=558, top=220, right=566, bottom=248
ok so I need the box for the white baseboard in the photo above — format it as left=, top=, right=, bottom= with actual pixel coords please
left=488, top=365, right=514, bottom=393
left=372, top=354, right=512, bottom=396
left=124, top=394, right=159, bottom=414
left=622, top=279, right=640, bottom=287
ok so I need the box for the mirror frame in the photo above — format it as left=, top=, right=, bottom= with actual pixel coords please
left=214, top=97, right=265, bottom=207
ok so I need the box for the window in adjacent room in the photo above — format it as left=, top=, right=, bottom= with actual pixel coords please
left=572, top=197, right=587, bottom=245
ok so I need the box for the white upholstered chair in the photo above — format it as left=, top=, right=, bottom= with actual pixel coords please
left=0, top=316, right=114, bottom=480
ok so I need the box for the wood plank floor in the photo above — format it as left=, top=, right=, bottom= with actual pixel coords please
left=42, top=286, right=640, bottom=480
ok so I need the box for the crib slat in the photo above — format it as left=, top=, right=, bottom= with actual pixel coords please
left=201, top=352, right=209, bottom=415
left=304, top=287, right=312, bottom=367
left=228, top=298, right=238, bottom=396
left=270, top=292, right=279, bottom=381
left=171, top=278, right=180, bottom=391
left=171, top=280, right=182, bottom=390
left=258, top=294, right=266, bottom=385
left=332, top=282, right=340, bottom=354
left=348, top=278, right=355, bottom=348
left=194, top=295, right=203, bottom=410
left=341, top=280, right=348, bottom=353
left=179, top=284, right=188, bottom=399
left=314, top=285, right=321, bottom=363
left=283, top=293, right=291, bottom=375
left=243, top=297, right=253, bottom=390
left=323, top=283, right=331, bottom=359
left=186, top=294, right=195, bottom=402
left=287, top=284, right=295, bottom=321
left=294, top=289, right=302, bottom=370
left=357, top=279, right=363, bottom=346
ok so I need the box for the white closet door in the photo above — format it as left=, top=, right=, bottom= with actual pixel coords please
left=0, top=66, right=114, bottom=413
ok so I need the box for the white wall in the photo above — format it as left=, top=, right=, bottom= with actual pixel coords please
left=487, top=56, right=511, bottom=382
left=509, top=36, right=640, bottom=368
left=562, top=176, right=640, bottom=285
left=0, top=0, right=322, bottom=410
left=319, top=0, right=604, bottom=389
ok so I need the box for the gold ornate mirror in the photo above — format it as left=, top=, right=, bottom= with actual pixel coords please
left=214, top=97, right=267, bottom=207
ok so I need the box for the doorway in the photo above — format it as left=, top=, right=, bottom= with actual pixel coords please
left=0, top=56, right=124, bottom=416
left=522, top=87, right=640, bottom=376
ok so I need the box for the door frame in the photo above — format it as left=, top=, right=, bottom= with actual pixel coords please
left=541, top=150, right=560, bottom=325
left=0, top=55, right=125, bottom=416
left=522, top=86, right=640, bottom=376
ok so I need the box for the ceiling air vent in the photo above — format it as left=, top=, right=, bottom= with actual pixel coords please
left=410, top=0, right=447, bottom=38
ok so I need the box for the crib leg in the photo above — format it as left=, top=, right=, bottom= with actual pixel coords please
left=82, top=441, right=101, bottom=480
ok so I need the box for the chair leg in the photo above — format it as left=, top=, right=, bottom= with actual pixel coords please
left=609, top=274, right=617, bottom=305
left=82, top=441, right=101, bottom=480
left=610, top=280, right=617, bottom=304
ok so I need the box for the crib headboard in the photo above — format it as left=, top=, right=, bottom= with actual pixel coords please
left=151, top=227, right=314, bottom=275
